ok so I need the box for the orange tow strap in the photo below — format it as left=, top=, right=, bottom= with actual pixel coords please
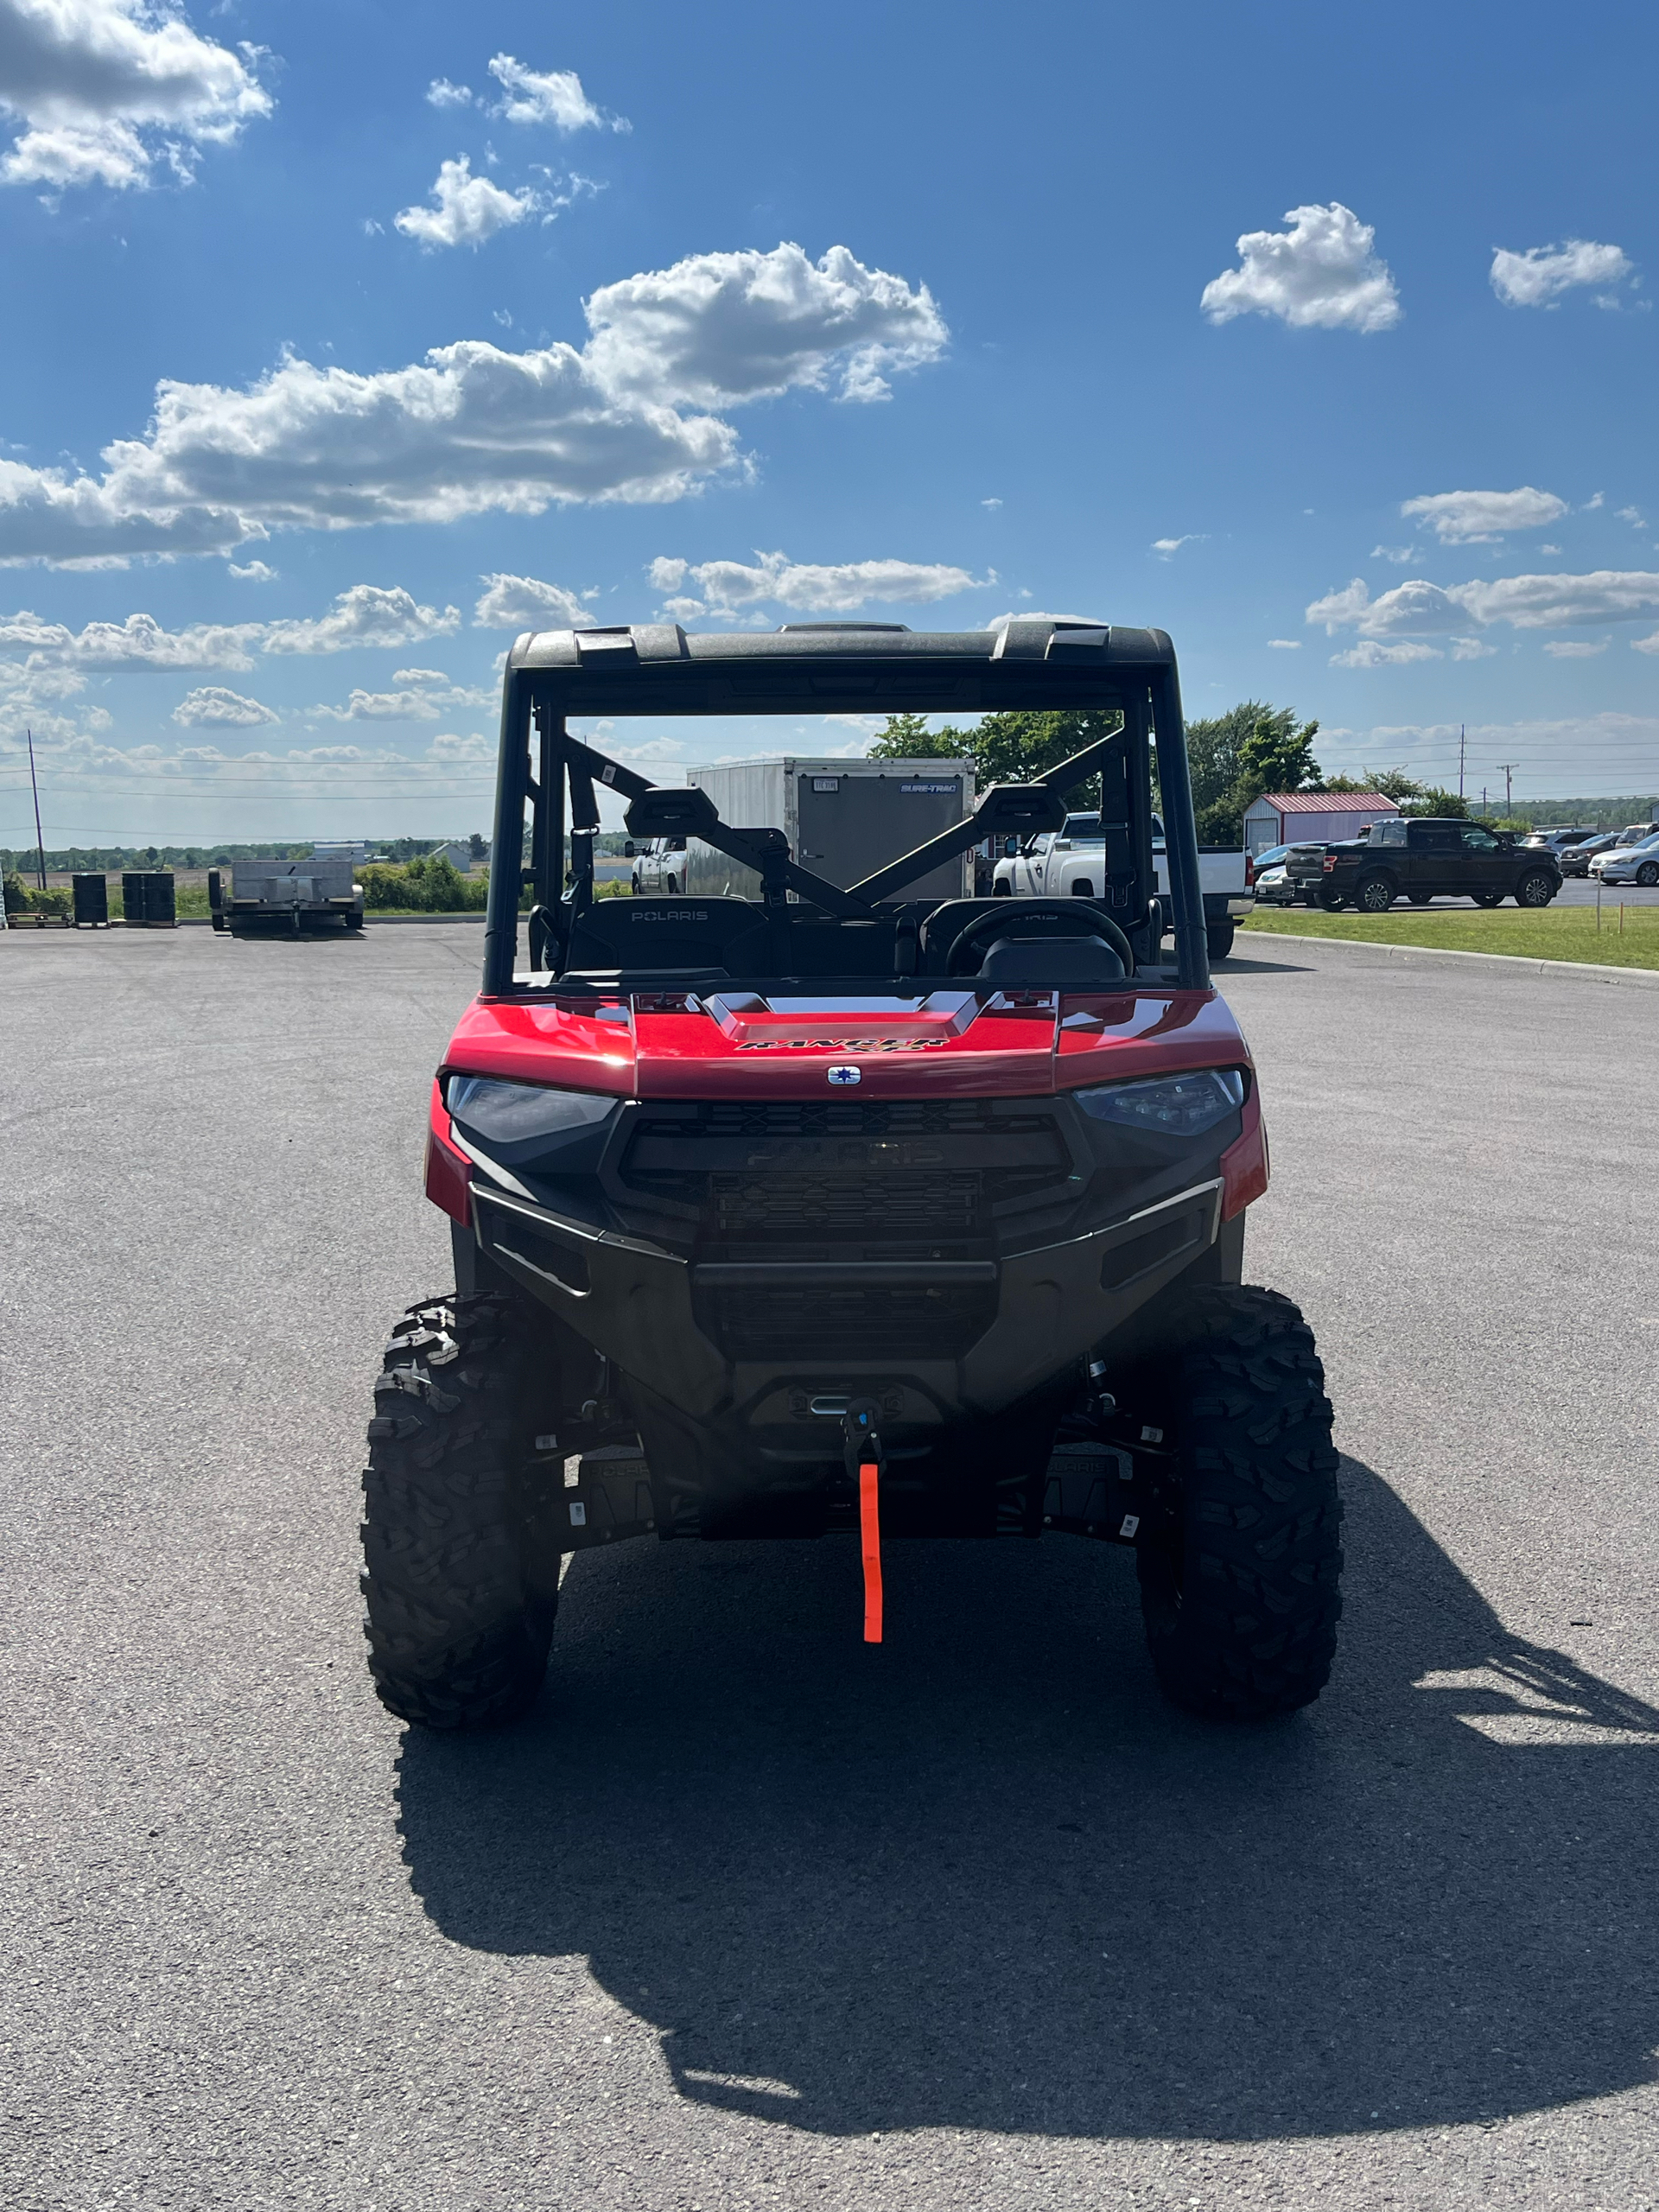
left=859, top=1461, right=883, bottom=1643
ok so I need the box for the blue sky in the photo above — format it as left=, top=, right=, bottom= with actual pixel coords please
left=1, top=0, right=1654, bottom=844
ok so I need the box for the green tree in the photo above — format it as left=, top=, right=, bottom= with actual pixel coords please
left=1358, top=766, right=1427, bottom=803
left=868, top=709, right=1122, bottom=805
left=1182, top=702, right=1321, bottom=845
left=1237, top=715, right=1321, bottom=802
left=1182, top=701, right=1300, bottom=815
left=1400, top=785, right=1469, bottom=819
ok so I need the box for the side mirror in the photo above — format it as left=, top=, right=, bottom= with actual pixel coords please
left=1002, top=836, right=1019, bottom=858
left=623, top=841, right=635, bottom=858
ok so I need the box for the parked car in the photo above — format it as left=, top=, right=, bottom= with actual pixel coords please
left=1251, top=842, right=1325, bottom=906
left=1589, top=830, right=1659, bottom=887
left=1558, top=832, right=1623, bottom=877
left=1520, top=828, right=1594, bottom=859
left=626, top=835, right=688, bottom=894
left=1287, top=817, right=1560, bottom=911
left=993, top=809, right=1253, bottom=961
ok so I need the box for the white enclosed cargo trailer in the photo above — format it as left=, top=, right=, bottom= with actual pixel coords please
left=673, top=756, right=976, bottom=902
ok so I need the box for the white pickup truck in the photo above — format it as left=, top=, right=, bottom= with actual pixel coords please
left=991, top=810, right=1255, bottom=962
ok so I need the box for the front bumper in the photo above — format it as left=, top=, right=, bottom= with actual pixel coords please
left=468, top=1168, right=1227, bottom=1426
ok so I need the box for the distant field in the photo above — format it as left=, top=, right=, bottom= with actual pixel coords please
left=1242, top=904, right=1659, bottom=971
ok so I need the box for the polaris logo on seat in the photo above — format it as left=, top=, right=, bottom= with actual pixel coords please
left=826, top=1065, right=861, bottom=1086
left=632, top=909, right=709, bottom=922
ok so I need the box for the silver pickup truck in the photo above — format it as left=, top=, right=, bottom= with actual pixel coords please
left=991, top=810, right=1254, bottom=962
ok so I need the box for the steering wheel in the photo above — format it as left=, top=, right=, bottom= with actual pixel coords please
left=945, top=899, right=1136, bottom=977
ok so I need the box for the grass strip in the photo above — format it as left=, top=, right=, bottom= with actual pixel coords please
left=1241, top=904, right=1659, bottom=971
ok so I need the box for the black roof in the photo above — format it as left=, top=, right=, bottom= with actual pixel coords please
left=505, top=618, right=1175, bottom=718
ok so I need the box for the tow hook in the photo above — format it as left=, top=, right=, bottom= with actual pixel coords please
left=842, top=1397, right=886, bottom=1643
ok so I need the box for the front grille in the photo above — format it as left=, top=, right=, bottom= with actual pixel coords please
left=703, top=1281, right=996, bottom=1361
left=710, top=1169, right=980, bottom=1243
left=640, top=1098, right=1056, bottom=1140
left=620, top=1099, right=1071, bottom=1250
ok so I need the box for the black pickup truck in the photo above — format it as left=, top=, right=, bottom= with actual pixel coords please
left=1287, top=817, right=1561, bottom=912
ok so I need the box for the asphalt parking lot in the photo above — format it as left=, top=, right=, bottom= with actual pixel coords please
left=4, top=925, right=1657, bottom=2212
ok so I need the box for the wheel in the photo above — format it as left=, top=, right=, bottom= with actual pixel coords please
left=1408, top=893, right=1432, bottom=906
left=1317, top=889, right=1345, bottom=912
left=944, top=898, right=1136, bottom=976
left=361, top=1293, right=560, bottom=1730
left=343, top=911, right=365, bottom=931
left=1516, top=868, right=1556, bottom=907
left=1637, top=862, right=1659, bottom=888
left=1353, top=873, right=1397, bottom=913
left=1470, top=891, right=1503, bottom=908
left=993, top=880, right=1012, bottom=896
left=630, top=874, right=640, bottom=896
left=1136, top=1285, right=1343, bottom=1720
left=1205, top=918, right=1236, bottom=962
left=1070, top=880, right=1096, bottom=899
left=665, top=875, right=679, bottom=896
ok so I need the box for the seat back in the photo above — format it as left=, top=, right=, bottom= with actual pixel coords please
left=563, top=897, right=768, bottom=976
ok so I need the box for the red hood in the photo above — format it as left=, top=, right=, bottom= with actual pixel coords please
left=442, top=986, right=1251, bottom=1099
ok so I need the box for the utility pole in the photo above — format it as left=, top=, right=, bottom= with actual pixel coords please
left=27, top=727, right=47, bottom=891
left=1458, top=724, right=1466, bottom=800
left=1497, top=762, right=1516, bottom=816
left=1481, top=785, right=1488, bottom=816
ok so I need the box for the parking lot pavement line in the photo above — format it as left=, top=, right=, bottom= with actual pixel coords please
left=1234, top=931, right=1659, bottom=988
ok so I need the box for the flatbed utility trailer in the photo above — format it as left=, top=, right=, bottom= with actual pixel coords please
left=210, top=858, right=365, bottom=935
left=360, top=617, right=1342, bottom=1731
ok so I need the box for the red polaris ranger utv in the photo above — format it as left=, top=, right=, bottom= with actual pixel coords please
left=361, top=619, right=1341, bottom=1728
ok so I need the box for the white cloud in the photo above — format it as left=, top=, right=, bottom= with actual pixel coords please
left=1616, top=505, right=1646, bottom=527
left=172, top=684, right=277, bottom=727
left=394, top=156, right=541, bottom=251
left=308, top=676, right=492, bottom=722
left=1371, top=544, right=1413, bottom=563
left=1330, top=639, right=1443, bottom=669
left=425, top=78, right=473, bottom=110
left=1450, top=637, right=1497, bottom=661
left=1152, top=535, right=1205, bottom=558
left=0, top=242, right=944, bottom=562
left=1541, top=638, right=1610, bottom=658
left=1200, top=202, right=1400, bottom=333
left=0, top=0, right=271, bottom=194
left=259, top=585, right=461, bottom=655
left=0, top=723, right=506, bottom=806
left=646, top=549, right=990, bottom=615
left=227, top=558, right=275, bottom=582
left=0, top=587, right=459, bottom=696
left=1584, top=492, right=1605, bottom=510
left=0, top=607, right=263, bottom=667
left=1267, top=639, right=1301, bottom=650
left=585, top=242, right=948, bottom=407
left=1308, top=569, right=1659, bottom=639
left=1490, top=239, right=1634, bottom=308
left=981, top=497, right=1001, bottom=510
left=473, top=571, right=592, bottom=629
left=1401, top=486, right=1568, bottom=543
left=486, top=54, right=626, bottom=133
left=1632, top=632, right=1659, bottom=656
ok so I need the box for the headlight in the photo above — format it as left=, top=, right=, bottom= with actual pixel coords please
left=447, top=1076, right=617, bottom=1151
left=1071, top=1068, right=1245, bottom=1136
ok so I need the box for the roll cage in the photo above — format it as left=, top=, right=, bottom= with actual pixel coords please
left=480, top=618, right=1211, bottom=995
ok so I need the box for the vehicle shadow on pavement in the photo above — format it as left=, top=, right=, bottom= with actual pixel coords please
left=393, top=1456, right=1659, bottom=2142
